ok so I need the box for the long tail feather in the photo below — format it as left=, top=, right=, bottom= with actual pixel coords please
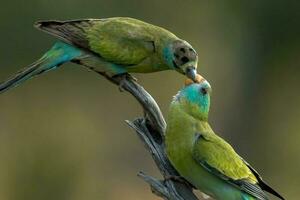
left=259, top=181, right=285, bottom=200
left=0, top=58, right=47, bottom=93
left=0, top=42, right=82, bottom=93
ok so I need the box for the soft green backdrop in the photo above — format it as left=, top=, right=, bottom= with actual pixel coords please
left=0, top=1, right=299, bottom=199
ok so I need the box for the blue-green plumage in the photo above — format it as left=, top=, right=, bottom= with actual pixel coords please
left=0, top=42, right=83, bottom=93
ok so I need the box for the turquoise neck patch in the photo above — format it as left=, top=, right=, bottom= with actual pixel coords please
left=163, top=46, right=175, bottom=69
left=178, top=83, right=210, bottom=120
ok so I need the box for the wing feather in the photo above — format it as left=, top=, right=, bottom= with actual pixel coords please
left=192, top=133, right=268, bottom=200
left=35, top=18, right=156, bottom=65
left=35, top=19, right=97, bottom=49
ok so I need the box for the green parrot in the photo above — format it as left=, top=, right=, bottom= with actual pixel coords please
left=0, top=17, right=198, bottom=93
left=165, top=78, right=285, bottom=200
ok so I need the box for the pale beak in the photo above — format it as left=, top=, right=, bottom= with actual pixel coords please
left=185, top=66, right=197, bottom=82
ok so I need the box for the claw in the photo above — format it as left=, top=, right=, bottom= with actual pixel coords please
left=118, top=78, right=126, bottom=92
left=164, top=175, right=195, bottom=188
left=127, top=74, right=137, bottom=82
left=115, top=73, right=137, bottom=92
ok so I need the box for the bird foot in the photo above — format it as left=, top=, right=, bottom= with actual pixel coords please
left=124, top=73, right=137, bottom=82
left=164, top=175, right=194, bottom=188
left=116, top=73, right=137, bottom=92
left=118, top=81, right=125, bottom=92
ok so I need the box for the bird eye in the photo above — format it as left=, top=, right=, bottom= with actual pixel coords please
left=200, top=87, right=207, bottom=95
left=181, top=56, right=189, bottom=63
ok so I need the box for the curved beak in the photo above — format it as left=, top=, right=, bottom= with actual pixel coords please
left=185, top=66, right=197, bottom=82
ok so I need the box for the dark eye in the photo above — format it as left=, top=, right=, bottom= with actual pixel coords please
left=181, top=56, right=189, bottom=63
left=200, top=87, right=207, bottom=95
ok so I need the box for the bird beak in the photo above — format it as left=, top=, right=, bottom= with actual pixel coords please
left=185, top=74, right=205, bottom=86
left=185, top=66, right=197, bottom=82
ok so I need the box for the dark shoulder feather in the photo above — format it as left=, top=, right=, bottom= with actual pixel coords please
left=34, top=19, right=102, bottom=50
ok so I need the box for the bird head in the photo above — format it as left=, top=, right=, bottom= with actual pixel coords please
left=164, top=40, right=198, bottom=81
left=173, top=74, right=211, bottom=120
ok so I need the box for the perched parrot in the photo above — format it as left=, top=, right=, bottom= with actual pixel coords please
left=165, top=76, right=284, bottom=200
left=0, top=17, right=198, bottom=93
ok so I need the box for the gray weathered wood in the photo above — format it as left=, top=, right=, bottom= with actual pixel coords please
left=95, top=72, right=199, bottom=200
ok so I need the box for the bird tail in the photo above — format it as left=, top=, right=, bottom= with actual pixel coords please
left=0, top=41, right=83, bottom=93
left=259, top=181, right=285, bottom=200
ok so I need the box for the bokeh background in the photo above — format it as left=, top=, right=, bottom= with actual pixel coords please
left=0, top=1, right=299, bottom=199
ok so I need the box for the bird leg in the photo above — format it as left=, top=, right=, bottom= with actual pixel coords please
left=78, top=63, right=138, bottom=91
left=164, top=175, right=195, bottom=188
left=114, top=73, right=137, bottom=92
left=126, top=73, right=137, bottom=82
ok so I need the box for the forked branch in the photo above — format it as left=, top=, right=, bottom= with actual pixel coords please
left=97, top=73, right=198, bottom=200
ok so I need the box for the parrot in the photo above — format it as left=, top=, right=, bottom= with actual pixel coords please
left=165, top=75, right=285, bottom=200
left=0, top=17, right=198, bottom=93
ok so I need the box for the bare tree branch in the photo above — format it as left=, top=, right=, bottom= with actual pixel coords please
left=96, top=73, right=199, bottom=200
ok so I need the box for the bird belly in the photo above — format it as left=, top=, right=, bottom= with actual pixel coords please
left=74, top=53, right=169, bottom=76
left=167, top=146, right=254, bottom=200
left=73, top=54, right=127, bottom=77
left=126, top=55, right=170, bottom=73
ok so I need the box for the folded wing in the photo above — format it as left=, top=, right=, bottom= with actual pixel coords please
left=35, top=18, right=155, bottom=65
left=192, top=132, right=268, bottom=200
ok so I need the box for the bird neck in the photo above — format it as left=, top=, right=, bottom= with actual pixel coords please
left=167, top=103, right=212, bottom=137
left=156, top=37, right=179, bottom=70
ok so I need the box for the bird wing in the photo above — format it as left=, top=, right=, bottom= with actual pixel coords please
left=35, top=18, right=156, bottom=65
left=192, top=132, right=268, bottom=200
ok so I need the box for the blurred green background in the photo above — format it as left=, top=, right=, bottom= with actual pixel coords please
left=0, top=1, right=299, bottom=199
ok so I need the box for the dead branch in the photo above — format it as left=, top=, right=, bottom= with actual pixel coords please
left=97, top=73, right=198, bottom=200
